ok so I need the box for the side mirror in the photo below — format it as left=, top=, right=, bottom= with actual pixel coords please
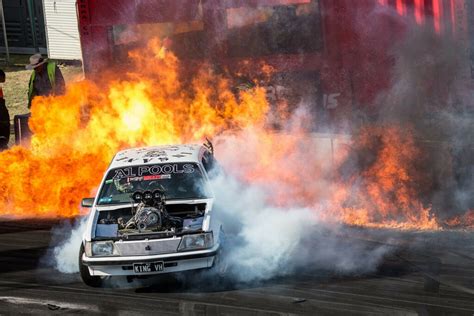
left=81, top=198, right=95, bottom=208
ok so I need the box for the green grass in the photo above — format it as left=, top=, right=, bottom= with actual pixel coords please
left=1, top=55, right=84, bottom=146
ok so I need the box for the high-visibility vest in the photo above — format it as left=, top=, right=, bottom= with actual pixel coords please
left=28, top=61, right=57, bottom=106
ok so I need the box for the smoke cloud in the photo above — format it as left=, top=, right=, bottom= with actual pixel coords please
left=50, top=218, right=87, bottom=274
left=373, top=18, right=474, bottom=221
left=210, top=161, right=391, bottom=283
left=210, top=172, right=315, bottom=282
left=207, top=122, right=394, bottom=282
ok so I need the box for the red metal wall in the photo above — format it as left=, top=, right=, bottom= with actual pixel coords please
left=76, top=0, right=471, bottom=121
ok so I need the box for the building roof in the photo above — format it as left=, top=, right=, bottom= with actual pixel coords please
left=109, top=144, right=205, bottom=169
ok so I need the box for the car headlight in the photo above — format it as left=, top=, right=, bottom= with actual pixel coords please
left=178, top=233, right=213, bottom=252
left=91, top=241, right=118, bottom=256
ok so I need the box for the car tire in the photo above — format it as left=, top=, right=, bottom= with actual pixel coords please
left=212, top=250, right=228, bottom=278
left=79, top=243, right=103, bottom=287
left=211, top=227, right=229, bottom=278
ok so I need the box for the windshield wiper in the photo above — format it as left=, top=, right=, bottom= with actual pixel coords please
left=97, top=200, right=127, bottom=206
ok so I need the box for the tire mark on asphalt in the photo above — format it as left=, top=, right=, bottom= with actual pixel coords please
left=0, top=280, right=292, bottom=315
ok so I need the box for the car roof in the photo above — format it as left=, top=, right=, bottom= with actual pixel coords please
left=109, top=144, right=206, bottom=169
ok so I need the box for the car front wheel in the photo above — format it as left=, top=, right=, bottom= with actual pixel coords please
left=79, top=243, right=103, bottom=287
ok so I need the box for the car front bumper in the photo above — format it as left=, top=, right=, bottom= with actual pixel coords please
left=82, top=244, right=218, bottom=276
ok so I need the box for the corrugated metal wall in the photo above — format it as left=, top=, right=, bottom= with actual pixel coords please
left=0, top=0, right=47, bottom=54
left=43, top=0, right=81, bottom=60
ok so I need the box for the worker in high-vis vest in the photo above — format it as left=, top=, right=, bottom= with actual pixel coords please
left=0, top=69, right=10, bottom=150
left=26, top=54, right=65, bottom=108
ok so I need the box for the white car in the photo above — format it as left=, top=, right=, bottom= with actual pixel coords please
left=79, top=143, right=222, bottom=286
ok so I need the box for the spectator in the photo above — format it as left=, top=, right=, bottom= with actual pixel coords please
left=26, top=54, right=65, bottom=108
left=0, top=69, right=10, bottom=150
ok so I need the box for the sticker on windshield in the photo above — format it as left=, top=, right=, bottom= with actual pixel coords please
left=112, top=164, right=195, bottom=179
left=138, top=164, right=194, bottom=176
left=143, top=174, right=171, bottom=181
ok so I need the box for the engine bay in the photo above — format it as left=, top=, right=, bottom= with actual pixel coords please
left=95, top=189, right=206, bottom=238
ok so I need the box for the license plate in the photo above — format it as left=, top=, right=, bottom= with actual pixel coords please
left=133, top=262, right=164, bottom=274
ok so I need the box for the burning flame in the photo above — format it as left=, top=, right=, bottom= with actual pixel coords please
left=0, top=38, right=268, bottom=218
left=0, top=37, right=471, bottom=230
left=216, top=124, right=472, bottom=230
left=334, top=127, right=438, bottom=230
left=444, top=210, right=474, bottom=229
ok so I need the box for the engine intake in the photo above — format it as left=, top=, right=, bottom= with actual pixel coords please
left=123, top=190, right=183, bottom=232
left=136, top=206, right=161, bottom=231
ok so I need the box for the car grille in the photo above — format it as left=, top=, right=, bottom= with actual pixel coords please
left=115, top=238, right=181, bottom=256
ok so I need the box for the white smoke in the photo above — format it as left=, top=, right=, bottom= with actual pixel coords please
left=210, top=174, right=391, bottom=283
left=209, top=128, right=391, bottom=282
left=210, top=173, right=317, bottom=282
left=52, top=218, right=87, bottom=273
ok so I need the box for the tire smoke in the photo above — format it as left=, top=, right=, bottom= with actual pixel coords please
left=209, top=128, right=392, bottom=282
left=51, top=218, right=87, bottom=273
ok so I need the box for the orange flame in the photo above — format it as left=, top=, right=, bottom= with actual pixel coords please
left=336, top=127, right=438, bottom=230
left=0, top=37, right=471, bottom=231
left=444, top=210, right=474, bottom=229
left=218, top=125, right=440, bottom=230
left=0, top=38, right=268, bottom=218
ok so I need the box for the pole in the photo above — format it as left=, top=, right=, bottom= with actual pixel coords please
left=26, top=0, right=38, bottom=53
left=0, top=0, right=9, bottom=64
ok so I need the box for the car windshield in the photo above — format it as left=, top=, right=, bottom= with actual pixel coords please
left=97, top=163, right=211, bottom=205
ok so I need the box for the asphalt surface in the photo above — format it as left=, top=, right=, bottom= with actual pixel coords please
left=0, top=219, right=474, bottom=315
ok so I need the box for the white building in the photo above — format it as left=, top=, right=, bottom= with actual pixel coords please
left=42, top=0, right=81, bottom=60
